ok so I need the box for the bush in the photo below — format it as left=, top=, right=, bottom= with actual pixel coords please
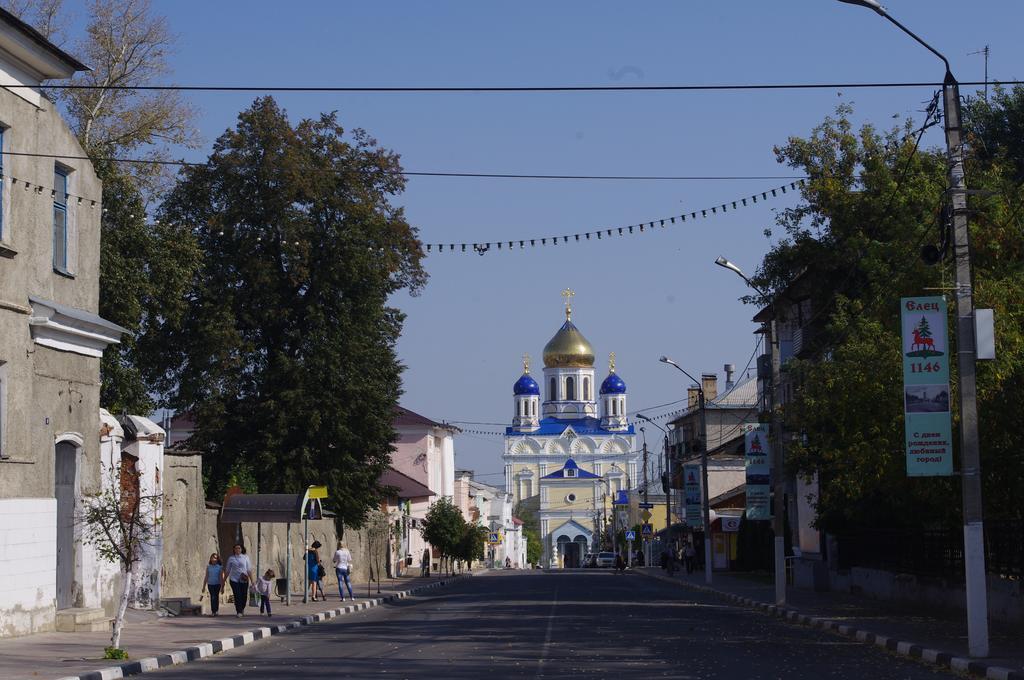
left=103, top=646, right=129, bottom=660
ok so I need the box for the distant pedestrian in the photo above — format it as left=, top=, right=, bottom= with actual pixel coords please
left=254, top=569, right=275, bottom=617
left=684, top=542, right=696, bottom=574
left=615, top=553, right=626, bottom=573
left=306, top=541, right=322, bottom=602
left=420, top=548, right=430, bottom=577
left=201, top=552, right=223, bottom=616
left=224, top=544, right=254, bottom=617
left=333, top=541, right=354, bottom=601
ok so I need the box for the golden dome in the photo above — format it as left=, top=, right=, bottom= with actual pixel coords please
left=543, top=319, right=595, bottom=368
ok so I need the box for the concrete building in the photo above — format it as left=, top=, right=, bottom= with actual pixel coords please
left=390, top=406, right=459, bottom=572
left=0, top=9, right=127, bottom=638
left=457, top=472, right=525, bottom=569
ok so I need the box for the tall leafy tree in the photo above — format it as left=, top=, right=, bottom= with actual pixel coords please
left=158, top=97, right=426, bottom=526
left=755, top=101, right=1024, bottom=532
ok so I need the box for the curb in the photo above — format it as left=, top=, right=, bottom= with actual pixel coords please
left=637, top=570, right=1024, bottom=680
left=56, top=575, right=467, bottom=680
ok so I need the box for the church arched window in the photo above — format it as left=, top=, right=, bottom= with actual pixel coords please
left=550, top=377, right=557, bottom=401
left=531, top=400, right=537, bottom=416
left=583, top=377, right=590, bottom=401
left=566, top=377, right=576, bottom=401
left=612, top=399, right=618, bottom=416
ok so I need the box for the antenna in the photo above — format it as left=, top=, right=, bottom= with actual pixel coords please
left=968, top=45, right=990, bottom=100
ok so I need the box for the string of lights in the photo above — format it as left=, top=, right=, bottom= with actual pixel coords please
left=0, top=171, right=100, bottom=206
left=426, top=180, right=802, bottom=255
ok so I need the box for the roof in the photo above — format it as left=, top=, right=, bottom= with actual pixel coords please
left=0, top=7, right=89, bottom=73
left=220, top=494, right=306, bottom=523
left=393, top=406, right=460, bottom=432
left=667, top=373, right=759, bottom=428
left=542, top=458, right=600, bottom=479
left=506, top=416, right=634, bottom=437
left=378, top=467, right=434, bottom=500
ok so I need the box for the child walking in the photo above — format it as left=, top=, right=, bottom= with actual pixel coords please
left=254, top=569, right=275, bottom=617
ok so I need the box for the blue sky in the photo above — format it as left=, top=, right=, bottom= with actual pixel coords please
left=102, top=2, right=1024, bottom=482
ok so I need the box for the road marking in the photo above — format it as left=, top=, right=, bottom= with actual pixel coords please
left=536, top=586, right=559, bottom=678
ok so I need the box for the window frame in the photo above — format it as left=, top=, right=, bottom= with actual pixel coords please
left=0, top=362, right=8, bottom=459
left=0, top=126, right=5, bottom=242
left=566, top=376, right=575, bottom=401
left=52, top=165, right=70, bottom=274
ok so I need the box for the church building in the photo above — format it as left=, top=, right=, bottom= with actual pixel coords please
left=503, top=292, right=638, bottom=567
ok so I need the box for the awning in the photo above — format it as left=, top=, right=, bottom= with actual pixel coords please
left=220, top=494, right=305, bottom=523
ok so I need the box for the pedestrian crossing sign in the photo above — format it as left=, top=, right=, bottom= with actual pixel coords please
left=640, top=523, right=653, bottom=537
left=625, top=530, right=636, bottom=541
left=488, top=532, right=501, bottom=544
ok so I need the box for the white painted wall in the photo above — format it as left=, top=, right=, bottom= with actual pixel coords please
left=0, top=498, right=56, bottom=637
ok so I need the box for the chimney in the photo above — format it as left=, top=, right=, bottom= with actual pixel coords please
left=687, top=386, right=700, bottom=409
left=702, top=373, right=718, bottom=402
left=724, top=363, right=736, bottom=391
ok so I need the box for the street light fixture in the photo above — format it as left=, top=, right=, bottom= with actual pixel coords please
left=636, top=413, right=670, bottom=566
left=837, top=1, right=989, bottom=659
left=657, top=357, right=713, bottom=585
left=715, top=256, right=786, bottom=606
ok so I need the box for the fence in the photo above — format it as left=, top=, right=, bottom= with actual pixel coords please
left=836, top=520, right=1022, bottom=582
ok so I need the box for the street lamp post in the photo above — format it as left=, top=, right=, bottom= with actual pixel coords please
left=838, top=0, right=989, bottom=658
left=715, top=256, right=786, bottom=606
left=636, top=414, right=671, bottom=571
left=657, top=358, right=714, bottom=585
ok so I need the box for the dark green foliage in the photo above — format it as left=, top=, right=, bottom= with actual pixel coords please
left=420, top=498, right=466, bottom=570
left=756, top=101, right=1024, bottom=533
left=98, top=163, right=200, bottom=414
left=157, top=98, right=426, bottom=526
left=513, top=500, right=542, bottom=565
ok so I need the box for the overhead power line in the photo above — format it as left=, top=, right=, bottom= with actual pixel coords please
left=10, top=80, right=1015, bottom=93
left=0, top=152, right=807, bottom=181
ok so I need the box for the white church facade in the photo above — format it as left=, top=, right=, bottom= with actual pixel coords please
left=503, top=292, right=638, bottom=568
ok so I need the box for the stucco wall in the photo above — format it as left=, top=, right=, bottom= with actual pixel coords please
left=0, top=498, right=56, bottom=637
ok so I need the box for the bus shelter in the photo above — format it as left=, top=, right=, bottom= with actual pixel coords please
left=220, top=486, right=328, bottom=606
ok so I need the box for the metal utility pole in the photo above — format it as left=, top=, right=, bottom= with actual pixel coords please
left=714, top=257, right=786, bottom=604
left=696, top=385, right=713, bottom=585
left=842, top=0, right=990, bottom=656
left=768, top=316, right=786, bottom=605
left=642, top=432, right=650, bottom=566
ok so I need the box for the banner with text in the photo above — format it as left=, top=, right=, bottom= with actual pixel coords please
left=744, top=424, right=771, bottom=520
left=683, top=463, right=703, bottom=528
left=901, top=296, right=954, bottom=476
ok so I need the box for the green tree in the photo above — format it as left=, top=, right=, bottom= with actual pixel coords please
left=754, top=102, right=1024, bottom=532
left=513, top=500, right=542, bottom=566
left=420, top=498, right=465, bottom=575
left=454, top=522, right=488, bottom=569
left=157, top=97, right=426, bottom=524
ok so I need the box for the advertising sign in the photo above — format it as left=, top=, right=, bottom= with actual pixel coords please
left=683, top=464, right=703, bottom=528
left=744, top=424, right=771, bottom=520
left=901, top=296, right=954, bottom=476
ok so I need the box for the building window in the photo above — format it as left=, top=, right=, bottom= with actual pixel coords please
left=549, top=377, right=557, bottom=401
left=583, top=377, right=590, bottom=401
left=0, top=127, right=5, bottom=241
left=53, top=166, right=69, bottom=273
left=566, top=377, right=575, bottom=401
left=0, top=362, right=7, bottom=459
left=565, top=468, right=577, bottom=478
left=594, top=462, right=602, bottom=476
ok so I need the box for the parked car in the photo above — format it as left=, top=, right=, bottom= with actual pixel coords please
left=596, top=552, right=616, bottom=568
left=583, top=553, right=596, bottom=568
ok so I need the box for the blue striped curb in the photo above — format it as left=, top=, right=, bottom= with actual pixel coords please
left=55, top=575, right=468, bottom=680
left=637, top=569, right=1023, bottom=680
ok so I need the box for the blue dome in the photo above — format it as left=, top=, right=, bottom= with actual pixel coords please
left=513, top=373, right=540, bottom=395
left=600, top=372, right=627, bottom=394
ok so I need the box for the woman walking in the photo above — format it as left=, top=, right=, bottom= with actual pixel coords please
left=201, top=552, right=224, bottom=616
left=224, top=543, right=254, bottom=617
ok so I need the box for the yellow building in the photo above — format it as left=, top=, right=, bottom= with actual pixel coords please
left=503, top=294, right=638, bottom=567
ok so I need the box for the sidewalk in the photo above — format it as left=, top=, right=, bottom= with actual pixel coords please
left=0, top=572, right=469, bottom=680
left=637, top=567, right=1024, bottom=680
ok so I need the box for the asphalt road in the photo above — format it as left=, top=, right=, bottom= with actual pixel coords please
left=150, top=570, right=955, bottom=679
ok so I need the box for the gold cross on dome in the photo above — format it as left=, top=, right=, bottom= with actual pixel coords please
left=561, top=288, right=575, bottom=319
left=609, top=352, right=616, bottom=373
left=522, top=353, right=531, bottom=374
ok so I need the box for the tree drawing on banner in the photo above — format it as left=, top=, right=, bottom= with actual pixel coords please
left=908, top=316, right=943, bottom=357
